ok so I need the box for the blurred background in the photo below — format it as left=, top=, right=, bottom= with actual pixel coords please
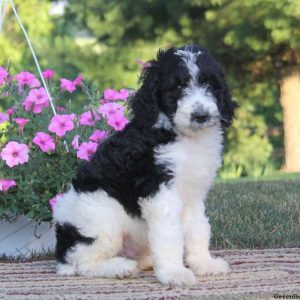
left=1, top=0, right=300, bottom=180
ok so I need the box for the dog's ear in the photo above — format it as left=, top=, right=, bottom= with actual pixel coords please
left=197, top=49, right=238, bottom=128
left=216, top=69, right=238, bottom=128
left=131, top=57, right=161, bottom=126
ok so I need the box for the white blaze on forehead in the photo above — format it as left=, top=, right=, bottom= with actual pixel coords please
left=176, top=50, right=201, bottom=83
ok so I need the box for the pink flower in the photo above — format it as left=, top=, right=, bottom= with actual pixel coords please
left=103, top=88, right=129, bottom=101
left=33, top=132, right=55, bottom=152
left=7, top=108, right=15, bottom=116
left=14, top=118, right=29, bottom=134
left=0, top=179, right=16, bottom=193
left=77, top=142, right=98, bottom=161
left=71, top=135, right=80, bottom=150
left=89, top=130, right=108, bottom=143
left=119, top=89, right=129, bottom=100
left=0, top=141, right=29, bottom=168
left=135, top=59, right=152, bottom=72
left=0, top=67, right=8, bottom=86
left=73, top=75, right=83, bottom=86
left=79, top=111, right=98, bottom=126
left=104, top=89, right=120, bottom=101
left=22, top=87, right=49, bottom=114
left=48, top=114, right=74, bottom=137
left=0, top=112, right=9, bottom=124
left=56, top=106, right=66, bottom=112
left=60, top=78, right=76, bottom=93
left=49, top=193, right=64, bottom=211
left=15, top=71, right=40, bottom=88
left=107, top=112, right=129, bottom=131
left=60, top=75, right=83, bottom=93
left=70, top=113, right=77, bottom=120
left=42, top=69, right=55, bottom=80
left=98, top=103, right=124, bottom=117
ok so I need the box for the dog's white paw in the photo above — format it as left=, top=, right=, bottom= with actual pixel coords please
left=189, top=257, right=230, bottom=276
left=112, top=259, right=139, bottom=279
left=57, top=263, right=75, bottom=276
left=156, top=266, right=196, bottom=286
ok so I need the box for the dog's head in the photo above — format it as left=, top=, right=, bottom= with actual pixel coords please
left=131, top=45, right=237, bottom=135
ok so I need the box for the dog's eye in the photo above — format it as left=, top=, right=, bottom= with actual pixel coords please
left=176, top=85, right=182, bottom=91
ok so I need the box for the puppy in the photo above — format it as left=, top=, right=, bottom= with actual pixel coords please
left=54, top=44, right=237, bottom=286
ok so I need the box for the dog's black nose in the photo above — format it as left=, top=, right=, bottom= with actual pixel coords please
left=191, top=112, right=209, bottom=124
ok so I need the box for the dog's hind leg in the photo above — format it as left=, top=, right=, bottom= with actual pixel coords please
left=61, top=230, right=139, bottom=278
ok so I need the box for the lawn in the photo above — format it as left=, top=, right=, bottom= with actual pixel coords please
left=208, top=178, right=300, bottom=249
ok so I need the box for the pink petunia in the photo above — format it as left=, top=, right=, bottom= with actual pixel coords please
left=79, top=111, right=98, bottom=126
left=95, top=113, right=101, bottom=122
left=89, top=130, right=108, bottom=143
left=103, top=88, right=129, bottom=101
left=15, top=71, right=40, bottom=88
left=0, top=67, right=8, bottom=86
left=42, top=69, right=55, bottom=80
left=77, top=142, right=98, bottom=161
left=0, top=179, right=17, bottom=193
left=14, top=118, right=29, bottom=134
left=0, top=112, right=9, bottom=124
left=56, top=106, right=66, bottom=112
left=71, top=135, right=80, bottom=150
left=49, top=193, right=64, bottom=211
left=48, top=114, right=74, bottom=137
left=33, top=132, right=55, bottom=152
left=98, top=103, right=124, bottom=118
left=119, top=89, right=129, bottom=100
left=0, top=141, right=29, bottom=168
left=60, top=78, right=75, bottom=93
left=2, top=92, right=9, bottom=98
left=6, top=107, right=15, bottom=116
left=70, top=113, right=77, bottom=120
left=22, top=87, right=49, bottom=114
left=60, top=75, right=83, bottom=93
left=73, top=75, right=83, bottom=86
left=107, top=112, right=128, bottom=131
left=135, top=59, right=152, bottom=72
left=104, top=89, right=120, bottom=101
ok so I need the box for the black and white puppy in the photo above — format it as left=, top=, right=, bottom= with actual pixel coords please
left=54, top=45, right=237, bottom=286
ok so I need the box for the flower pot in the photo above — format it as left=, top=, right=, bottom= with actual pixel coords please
left=0, top=215, right=55, bottom=258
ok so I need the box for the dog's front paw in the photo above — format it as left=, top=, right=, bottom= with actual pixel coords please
left=113, top=259, right=140, bottom=279
left=189, top=257, right=230, bottom=276
left=156, top=266, right=196, bottom=286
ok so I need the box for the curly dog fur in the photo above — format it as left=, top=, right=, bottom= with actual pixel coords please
left=54, top=44, right=237, bottom=286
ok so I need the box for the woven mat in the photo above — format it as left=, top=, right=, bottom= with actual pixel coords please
left=0, top=248, right=299, bottom=300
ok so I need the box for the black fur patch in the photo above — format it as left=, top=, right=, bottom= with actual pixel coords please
left=55, top=223, right=95, bottom=264
left=72, top=124, right=176, bottom=217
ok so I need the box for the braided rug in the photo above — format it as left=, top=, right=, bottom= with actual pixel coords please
left=0, top=248, right=299, bottom=300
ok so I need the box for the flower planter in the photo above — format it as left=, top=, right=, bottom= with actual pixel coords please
left=0, top=216, right=55, bottom=258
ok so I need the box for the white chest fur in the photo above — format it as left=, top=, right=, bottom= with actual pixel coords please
left=155, top=126, right=223, bottom=201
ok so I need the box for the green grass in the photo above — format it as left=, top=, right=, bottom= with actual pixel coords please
left=0, top=250, right=54, bottom=262
left=217, top=171, right=300, bottom=183
left=208, top=178, right=300, bottom=249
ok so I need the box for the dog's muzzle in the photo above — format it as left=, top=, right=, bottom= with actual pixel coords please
left=191, top=112, right=210, bottom=124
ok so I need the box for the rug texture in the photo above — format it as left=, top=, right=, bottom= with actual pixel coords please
left=0, top=248, right=299, bottom=300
